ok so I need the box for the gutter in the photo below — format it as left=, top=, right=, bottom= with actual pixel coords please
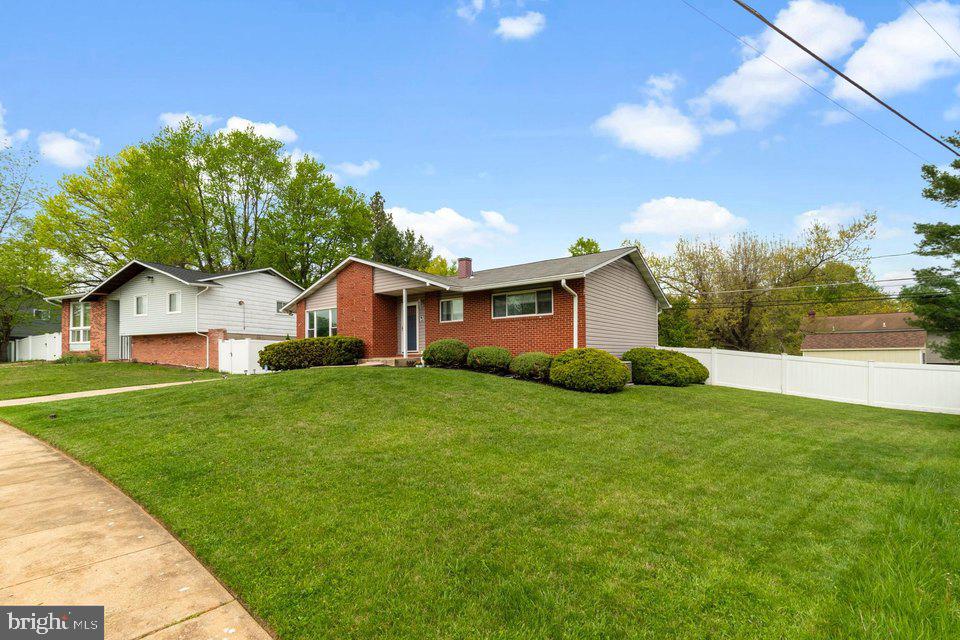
left=195, top=286, right=211, bottom=369
left=560, top=279, right=579, bottom=349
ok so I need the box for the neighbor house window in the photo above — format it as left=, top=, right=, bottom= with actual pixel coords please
left=167, top=291, right=181, bottom=314
left=33, top=309, right=50, bottom=321
left=276, top=301, right=287, bottom=313
left=492, top=288, right=553, bottom=318
left=440, top=297, right=463, bottom=322
left=70, top=301, right=91, bottom=344
left=135, top=295, right=147, bottom=316
left=307, top=308, right=337, bottom=337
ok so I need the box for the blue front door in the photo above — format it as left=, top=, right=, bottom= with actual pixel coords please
left=406, top=304, right=418, bottom=352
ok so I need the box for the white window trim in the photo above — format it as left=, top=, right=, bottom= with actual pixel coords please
left=491, top=287, right=554, bottom=319
left=307, top=308, right=338, bottom=338
left=166, top=290, right=182, bottom=315
left=134, top=294, right=148, bottom=317
left=69, top=301, right=91, bottom=346
left=439, top=296, right=464, bottom=323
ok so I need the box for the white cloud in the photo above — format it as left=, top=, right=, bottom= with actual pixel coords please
left=387, top=206, right=518, bottom=255
left=495, top=11, right=546, bottom=40
left=697, top=0, right=865, bottom=127
left=621, top=196, right=748, bottom=236
left=645, top=73, right=683, bottom=100
left=219, top=116, right=297, bottom=143
left=480, top=210, right=518, bottom=234
left=794, top=203, right=862, bottom=232
left=37, top=129, right=100, bottom=168
left=158, top=111, right=219, bottom=128
left=456, top=0, right=484, bottom=21
left=593, top=102, right=702, bottom=159
left=821, top=109, right=853, bottom=125
left=759, top=134, right=786, bottom=149
left=334, top=159, right=380, bottom=178
left=834, top=1, right=960, bottom=106
left=0, top=103, right=28, bottom=149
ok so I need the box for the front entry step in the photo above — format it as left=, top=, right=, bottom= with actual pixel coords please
left=359, top=356, right=421, bottom=367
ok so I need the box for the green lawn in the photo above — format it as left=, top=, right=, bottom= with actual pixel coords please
left=2, top=367, right=958, bottom=639
left=0, top=361, right=221, bottom=400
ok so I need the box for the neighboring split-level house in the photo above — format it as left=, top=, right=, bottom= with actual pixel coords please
left=48, top=261, right=303, bottom=368
left=801, top=311, right=957, bottom=365
left=282, top=246, right=670, bottom=358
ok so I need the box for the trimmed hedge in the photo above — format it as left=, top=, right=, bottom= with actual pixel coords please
left=422, top=339, right=470, bottom=368
left=549, top=348, right=629, bottom=393
left=55, top=353, right=102, bottom=364
left=258, top=336, right=364, bottom=371
left=622, top=347, right=708, bottom=387
left=466, top=346, right=512, bottom=374
left=509, top=351, right=553, bottom=382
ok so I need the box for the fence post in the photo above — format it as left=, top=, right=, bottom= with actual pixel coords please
left=780, top=353, right=787, bottom=394
left=866, top=360, right=876, bottom=406
left=709, top=347, right=718, bottom=385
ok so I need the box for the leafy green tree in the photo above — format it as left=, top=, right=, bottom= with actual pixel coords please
left=260, top=156, right=372, bottom=287
left=568, top=237, right=601, bottom=256
left=423, top=255, right=458, bottom=276
left=657, top=296, right=697, bottom=347
left=0, top=149, right=40, bottom=238
left=368, top=193, right=433, bottom=270
left=900, top=222, right=960, bottom=360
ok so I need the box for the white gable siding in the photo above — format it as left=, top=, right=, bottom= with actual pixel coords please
left=198, top=272, right=300, bottom=336
left=111, top=271, right=198, bottom=336
left=584, top=257, right=659, bottom=357
left=374, top=269, right=424, bottom=293
left=305, top=277, right=337, bottom=311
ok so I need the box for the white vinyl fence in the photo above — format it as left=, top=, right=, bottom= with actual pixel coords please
left=218, top=338, right=280, bottom=375
left=662, top=346, right=960, bottom=415
left=8, top=332, right=62, bottom=362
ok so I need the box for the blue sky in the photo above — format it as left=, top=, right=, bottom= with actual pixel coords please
left=3, top=0, right=960, bottom=282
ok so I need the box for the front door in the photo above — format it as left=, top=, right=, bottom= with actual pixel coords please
left=406, top=303, right=418, bottom=353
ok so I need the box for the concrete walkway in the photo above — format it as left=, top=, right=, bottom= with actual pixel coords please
left=0, top=378, right=222, bottom=408
left=0, top=422, right=272, bottom=639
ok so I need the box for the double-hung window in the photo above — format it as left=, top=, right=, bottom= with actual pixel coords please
left=491, top=288, right=553, bottom=318
left=167, top=291, right=181, bottom=314
left=135, top=295, right=147, bottom=316
left=307, top=308, right=338, bottom=337
left=439, top=297, right=463, bottom=322
left=70, top=301, right=91, bottom=345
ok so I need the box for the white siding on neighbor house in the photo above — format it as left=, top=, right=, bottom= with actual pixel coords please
left=198, top=272, right=300, bottom=336
left=304, top=277, right=337, bottom=311
left=584, top=257, right=659, bottom=357
left=110, top=271, right=198, bottom=336
left=801, top=348, right=924, bottom=365
left=105, top=300, right=120, bottom=360
left=374, top=269, right=424, bottom=293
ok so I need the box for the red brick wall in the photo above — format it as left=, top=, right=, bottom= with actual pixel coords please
left=295, top=301, right=306, bottom=339
left=423, top=279, right=586, bottom=355
left=131, top=333, right=207, bottom=369
left=370, top=294, right=398, bottom=357
left=335, top=261, right=374, bottom=357
left=60, top=298, right=107, bottom=361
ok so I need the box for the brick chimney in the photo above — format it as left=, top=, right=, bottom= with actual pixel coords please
left=457, top=257, right=473, bottom=279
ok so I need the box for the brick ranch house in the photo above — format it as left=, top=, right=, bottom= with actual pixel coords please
left=281, top=246, right=670, bottom=358
left=48, top=261, right=303, bottom=368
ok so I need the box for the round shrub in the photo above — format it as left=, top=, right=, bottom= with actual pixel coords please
left=258, top=336, right=364, bottom=371
left=422, top=338, right=469, bottom=368
left=622, top=347, right=708, bottom=387
left=509, top=351, right=553, bottom=382
left=548, top=348, right=629, bottom=393
left=466, top=346, right=512, bottom=374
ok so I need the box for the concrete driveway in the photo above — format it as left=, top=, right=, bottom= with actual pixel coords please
left=0, top=422, right=272, bottom=639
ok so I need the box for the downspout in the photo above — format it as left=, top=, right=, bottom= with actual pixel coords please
left=195, top=286, right=210, bottom=369
left=401, top=288, right=408, bottom=357
left=560, top=279, right=578, bottom=349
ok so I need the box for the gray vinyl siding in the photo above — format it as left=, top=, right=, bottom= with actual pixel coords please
left=396, top=296, right=426, bottom=353
left=374, top=269, right=424, bottom=293
left=584, top=257, right=659, bottom=357
left=111, top=271, right=198, bottom=336
left=305, top=277, right=337, bottom=311
left=105, top=300, right=120, bottom=360
left=198, top=272, right=300, bottom=336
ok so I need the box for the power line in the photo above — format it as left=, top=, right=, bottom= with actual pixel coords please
left=688, top=292, right=944, bottom=310
left=906, top=0, right=960, bottom=62
left=731, top=0, right=960, bottom=158
left=849, top=251, right=918, bottom=261
left=693, top=276, right=916, bottom=296
left=677, top=0, right=928, bottom=162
